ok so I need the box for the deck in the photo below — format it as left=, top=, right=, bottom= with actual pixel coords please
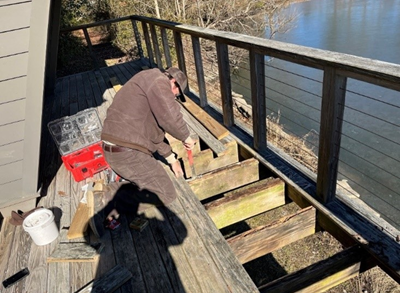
left=0, top=60, right=259, bottom=293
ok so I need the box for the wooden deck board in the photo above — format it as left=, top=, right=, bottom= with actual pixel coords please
left=0, top=61, right=258, bottom=292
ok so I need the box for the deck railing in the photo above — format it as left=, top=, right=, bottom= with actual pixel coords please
left=58, top=15, right=400, bottom=233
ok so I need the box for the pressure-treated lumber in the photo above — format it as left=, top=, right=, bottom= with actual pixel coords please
left=188, top=158, right=259, bottom=200
left=76, top=264, right=132, bottom=293
left=181, top=97, right=229, bottom=140
left=228, top=206, right=316, bottom=264
left=47, top=243, right=100, bottom=263
left=205, top=178, right=285, bottom=229
left=182, top=139, right=238, bottom=178
left=317, top=69, right=347, bottom=203
left=258, top=246, right=365, bottom=293
left=165, top=131, right=201, bottom=158
left=181, top=106, right=227, bottom=156
left=67, top=202, right=90, bottom=239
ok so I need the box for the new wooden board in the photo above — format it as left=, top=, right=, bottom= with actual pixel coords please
left=181, top=107, right=227, bottom=156
left=181, top=98, right=229, bottom=140
left=67, top=202, right=89, bottom=239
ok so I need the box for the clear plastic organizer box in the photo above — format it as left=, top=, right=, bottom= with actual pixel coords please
left=48, top=108, right=102, bottom=156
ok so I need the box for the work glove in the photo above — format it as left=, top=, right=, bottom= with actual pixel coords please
left=166, top=154, right=184, bottom=178
left=183, top=136, right=196, bottom=150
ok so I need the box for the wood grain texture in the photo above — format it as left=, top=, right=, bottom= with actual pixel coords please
left=0, top=62, right=264, bottom=293
left=147, top=203, right=203, bottom=293
left=169, top=168, right=259, bottom=293
left=250, top=50, right=266, bottom=151
left=131, top=15, right=400, bottom=91
left=181, top=106, right=227, bottom=155
left=47, top=243, right=99, bottom=262
left=161, top=192, right=230, bottom=293
left=205, top=178, right=285, bottom=229
left=216, top=40, right=234, bottom=127
left=188, top=158, right=259, bottom=200
left=191, top=35, right=208, bottom=107
left=228, top=206, right=316, bottom=264
left=259, top=246, right=364, bottom=293
left=182, top=139, right=238, bottom=178
left=181, top=97, right=229, bottom=140
left=316, top=68, right=347, bottom=203
left=67, top=202, right=89, bottom=239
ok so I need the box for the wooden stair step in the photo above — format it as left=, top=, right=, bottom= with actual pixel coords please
left=258, top=245, right=367, bottom=293
left=188, top=158, right=259, bottom=200
left=182, top=139, right=239, bottom=178
left=227, top=206, right=316, bottom=264
left=204, top=177, right=285, bottom=229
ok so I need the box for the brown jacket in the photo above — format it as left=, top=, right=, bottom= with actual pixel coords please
left=101, top=68, right=190, bottom=158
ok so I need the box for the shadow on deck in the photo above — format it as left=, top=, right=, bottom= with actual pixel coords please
left=0, top=60, right=258, bottom=293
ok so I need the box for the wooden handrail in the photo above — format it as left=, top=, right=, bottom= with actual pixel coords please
left=54, top=13, right=400, bottom=284
left=58, top=14, right=400, bottom=207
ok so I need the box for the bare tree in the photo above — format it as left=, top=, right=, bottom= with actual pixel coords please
left=103, top=0, right=296, bottom=39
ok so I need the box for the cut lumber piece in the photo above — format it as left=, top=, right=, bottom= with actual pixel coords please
left=188, top=158, right=259, bottom=200
left=181, top=98, right=229, bottom=140
left=76, top=264, right=132, bottom=293
left=86, top=190, right=94, bottom=218
left=109, top=76, right=122, bottom=92
left=182, top=139, right=239, bottom=178
left=258, top=246, right=366, bottom=293
left=47, top=243, right=101, bottom=263
left=180, top=106, right=227, bottom=156
left=67, top=202, right=90, bottom=239
left=165, top=131, right=201, bottom=158
left=205, top=178, right=285, bottom=229
left=228, top=206, right=316, bottom=264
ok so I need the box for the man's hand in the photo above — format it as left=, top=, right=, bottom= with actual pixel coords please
left=170, top=160, right=184, bottom=178
left=183, top=136, right=196, bottom=150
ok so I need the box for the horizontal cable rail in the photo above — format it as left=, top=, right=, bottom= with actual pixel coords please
left=58, top=15, right=400, bottom=233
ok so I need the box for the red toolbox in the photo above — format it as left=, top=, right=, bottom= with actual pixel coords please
left=61, top=142, right=108, bottom=182
left=48, top=108, right=109, bottom=182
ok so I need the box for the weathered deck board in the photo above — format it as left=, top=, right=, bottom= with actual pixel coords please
left=170, top=171, right=259, bottom=293
left=0, top=60, right=258, bottom=292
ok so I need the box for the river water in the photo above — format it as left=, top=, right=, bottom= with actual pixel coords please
left=234, top=0, right=400, bottom=229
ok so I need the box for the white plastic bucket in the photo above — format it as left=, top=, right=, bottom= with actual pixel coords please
left=22, top=208, right=59, bottom=246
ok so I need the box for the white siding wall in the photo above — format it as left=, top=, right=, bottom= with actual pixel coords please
left=0, top=1, right=31, bottom=208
